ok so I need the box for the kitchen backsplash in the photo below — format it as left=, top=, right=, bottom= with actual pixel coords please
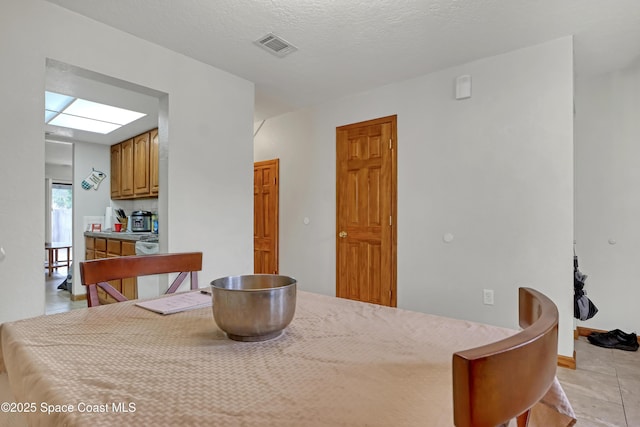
left=111, top=199, right=158, bottom=217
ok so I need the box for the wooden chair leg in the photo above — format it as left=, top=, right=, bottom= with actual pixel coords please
left=190, top=271, right=198, bottom=290
left=166, top=272, right=188, bottom=293
left=87, top=284, right=100, bottom=307
left=516, top=409, right=531, bottom=427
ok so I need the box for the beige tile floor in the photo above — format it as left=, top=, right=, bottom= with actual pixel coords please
left=45, top=274, right=639, bottom=426
left=557, top=336, right=640, bottom=427
left=44, top=268, right=87, bottom=314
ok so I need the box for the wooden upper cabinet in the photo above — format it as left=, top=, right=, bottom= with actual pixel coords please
left=120, top=138, right=135, bottom=198
left=110, top=144, right=122, bottom=199
left=150, top=129, right=159, bottom=196
left=110, top=129, right=158, bottom=200
left=133, top=132, right=150, bottom=197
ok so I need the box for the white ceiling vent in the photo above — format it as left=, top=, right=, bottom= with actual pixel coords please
left=254, top=33, right=297, bottom=58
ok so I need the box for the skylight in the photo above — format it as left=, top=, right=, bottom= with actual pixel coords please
left=45, top=91, right=146, bottom=134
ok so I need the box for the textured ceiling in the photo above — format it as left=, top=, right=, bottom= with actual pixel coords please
left=45, top=0, right=640, bottom=121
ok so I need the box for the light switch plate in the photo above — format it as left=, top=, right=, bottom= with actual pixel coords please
left=456, top=75, right=472, bottom=100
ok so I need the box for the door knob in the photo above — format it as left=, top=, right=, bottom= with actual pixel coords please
left=339, top=231, right=347, bottom=238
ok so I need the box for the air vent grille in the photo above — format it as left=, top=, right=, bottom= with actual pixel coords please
left=254, top=33, right=297, bottom=57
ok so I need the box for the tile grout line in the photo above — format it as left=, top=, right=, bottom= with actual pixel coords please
left=614, top=363, right=629, bottom=427
left=571, top=339, right=628, bottom=426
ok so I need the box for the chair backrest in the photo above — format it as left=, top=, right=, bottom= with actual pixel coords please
left=79, top=252, right=203, bottom=307
left=452, top=287, right=559, bottom=427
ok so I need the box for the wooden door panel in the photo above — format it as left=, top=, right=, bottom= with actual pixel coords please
left=254, top=251, right=262, bottom=274
left=120, top=139, right=134, bottom=197
left=345, top=243, right=359, bottom=298
left=254, top=250, right=272, bottom=275
left=340, top=241, right=384, bottom=304
left=133, top=132, right=150, bottom=196
left=369, top=243, right=382, bottom=304
left=150, top=129, right=159, bottom=195
left=110, top=144, right=121, bottom=199
left=368, top=168, right=381, bottom=223
left=346, top=167, right=383, bottom=226
left=337, top=116, right=396, bottom=307
left=261, top=193, right=273, bottom=238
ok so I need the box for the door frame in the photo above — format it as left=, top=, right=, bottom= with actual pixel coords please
left=335, top=115, right=397, bottom=306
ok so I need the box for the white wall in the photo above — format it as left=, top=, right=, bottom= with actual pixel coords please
left=45, top=164, right=72, bottom=182
left=574, top=60, right=640, bottom=333
left=0, top=0, right=254, bottom=322
left=255, top=37, right=575, bottom=357
left=71, top=142, right=111, bottom=295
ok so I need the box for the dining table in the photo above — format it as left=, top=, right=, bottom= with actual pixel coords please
left=0, top=290, right=575, bottom=426
left=44, top=242, right=72, bottom=277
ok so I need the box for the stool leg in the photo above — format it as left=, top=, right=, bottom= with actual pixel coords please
left=48, top=249, right=53, bottom=276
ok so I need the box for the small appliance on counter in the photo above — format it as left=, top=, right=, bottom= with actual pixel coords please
left=130, top=210, right=153, bottom=232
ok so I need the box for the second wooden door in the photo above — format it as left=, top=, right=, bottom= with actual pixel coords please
left=254, top=159, right=279, bottom=274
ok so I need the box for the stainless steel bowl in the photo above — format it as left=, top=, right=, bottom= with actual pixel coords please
left=210, top=274, right=297, bottom=342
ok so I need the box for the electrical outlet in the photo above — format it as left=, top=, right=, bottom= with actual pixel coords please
left=483, top=289, right=494, bottom=305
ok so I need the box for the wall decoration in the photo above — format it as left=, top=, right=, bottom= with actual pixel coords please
left=81, top=168, right=107, bottom=190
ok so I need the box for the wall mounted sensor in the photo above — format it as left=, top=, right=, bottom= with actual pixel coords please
left=455, top=75, right=472, bottom=100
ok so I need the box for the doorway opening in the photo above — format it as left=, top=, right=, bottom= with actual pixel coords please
left=45, top=179, right=78, bottom=314
left=51, top=183, right=73, bottom=243
left=44, top=58, right=166, bottom=311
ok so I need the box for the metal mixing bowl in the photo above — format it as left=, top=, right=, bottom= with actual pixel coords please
left=210, top=274, right=297, bottom=342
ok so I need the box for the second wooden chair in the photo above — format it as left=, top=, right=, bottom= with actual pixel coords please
left=79, top=252, right=203, bottom=307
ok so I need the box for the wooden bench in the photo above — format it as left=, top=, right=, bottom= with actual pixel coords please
left=452, top=287, right=559, bottom=427
left=79, top=252, right=203, bottom=307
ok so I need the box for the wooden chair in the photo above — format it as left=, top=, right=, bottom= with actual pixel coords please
left=79, top=252, right=203, bottom=307
left=452, top=287, right=559, bottom=427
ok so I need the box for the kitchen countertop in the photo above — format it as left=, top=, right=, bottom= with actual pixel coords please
left=84, top=231, right=158, bottom=242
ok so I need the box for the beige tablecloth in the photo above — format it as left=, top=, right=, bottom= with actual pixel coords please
left=0, top=291, right=575, bottom=426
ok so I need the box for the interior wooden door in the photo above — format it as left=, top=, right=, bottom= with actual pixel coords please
left=336, top=116, right=397, bottom=307
left=254, top=159, right=279, bottom=274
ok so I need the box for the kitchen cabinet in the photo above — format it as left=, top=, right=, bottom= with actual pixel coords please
left=150, top=128, right=159, bottom=196
left=110, top=144, right=121, bottom=199
left=94, top=238, right=107, bottom=259
left=110, top=129, right=158, bottom=200
left=84, top=236, right=137, bottom=304
left=120, top=138, right=135, bottom=198
left=85, top=236, right=95, bottom=260
left=120, top=241, right=137, bottom=300
left=133, top=132, right=150, bottom=197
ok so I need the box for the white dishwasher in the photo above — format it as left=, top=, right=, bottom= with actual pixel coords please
left=135, top=239, right=161, bottom=299
left=135, top=240, right=159, bottom=255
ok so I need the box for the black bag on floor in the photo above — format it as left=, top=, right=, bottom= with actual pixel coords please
left=574, top=254, right=598, bottom=320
